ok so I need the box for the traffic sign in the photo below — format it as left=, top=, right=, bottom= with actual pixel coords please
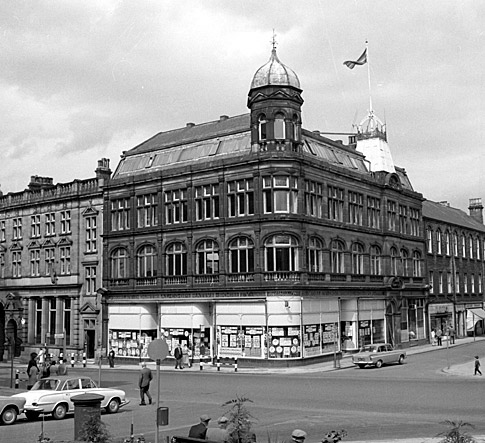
left=147, top=339, right=169, bottom=361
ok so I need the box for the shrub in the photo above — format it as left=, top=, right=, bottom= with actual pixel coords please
left=437, top=420, right=477, bottom=443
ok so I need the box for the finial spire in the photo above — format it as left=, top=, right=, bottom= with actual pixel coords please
left=271, top=29, right=278, bottom=51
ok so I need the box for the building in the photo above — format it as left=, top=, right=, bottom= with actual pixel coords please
left=100, top=46, right=427, bottom=365
left=0, top=159, right=111, bottom=361
left=424, top=198, right=485, bottom=338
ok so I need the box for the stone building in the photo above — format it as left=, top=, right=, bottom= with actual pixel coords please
left=0, top=159, right=111, bottom=361
left=100, top=47, right=427, bottom=365
left=423, top=198, right=485, bottom=338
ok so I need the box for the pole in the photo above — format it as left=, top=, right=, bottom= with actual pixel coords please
left=9, top=339, right=14, bottom=389
left=446, top=330, right=450, bottom=369
left=98, top=349, right=102, bottom=387
left=365, top=40, right=372, bottom=114
left=155, top=359, right=161, bottom=443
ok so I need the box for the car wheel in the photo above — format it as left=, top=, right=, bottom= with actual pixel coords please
left=52, top=403, right=68, bottom=420
left=375, top=359, right=383, bottom=368
left=357, top=364, right=366, bottom=369
left=1, top=407, right=18, bottom=425
left=398, top=355, right=405, bottom=365
left=106, top=398, right=120, bottom=414
left=25, top=411, right=40, bottom=421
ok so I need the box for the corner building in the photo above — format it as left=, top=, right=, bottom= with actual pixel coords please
left=102, top=48, right=427, bottom=365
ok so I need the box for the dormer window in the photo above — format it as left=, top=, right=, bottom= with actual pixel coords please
left=274, top=113, right=285, bottom=140
left=258, top=115, right=267, bottom=141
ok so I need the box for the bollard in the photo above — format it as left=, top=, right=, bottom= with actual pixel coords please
left=217, top=356, right=221, bottom=371
left=71, top=353, right=75, bottom=368
left=15, top=369, right=19, bottom=389
left=82, top=351, right=87, bottom=368
left=59, top=352, right=64, bottom=364
left=234, top=357, right=238, bottom=372
left=199, top=357, right=204, bottom=371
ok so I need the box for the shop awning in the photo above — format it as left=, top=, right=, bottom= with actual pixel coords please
left=466, top=308, right=485, bottom=331
left=469, top=308, right=485, bottom=319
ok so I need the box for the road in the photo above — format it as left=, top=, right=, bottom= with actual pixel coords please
left=1, top=341, right=485, bottom=442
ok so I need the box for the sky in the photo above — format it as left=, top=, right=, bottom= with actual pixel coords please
left=1, top=0, right=483, bottom=212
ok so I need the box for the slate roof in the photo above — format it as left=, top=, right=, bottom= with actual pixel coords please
left=423, top=200, right=485, bottom=232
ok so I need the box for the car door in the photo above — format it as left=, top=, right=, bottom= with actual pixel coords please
left=62, top=378, right=85, bottom=412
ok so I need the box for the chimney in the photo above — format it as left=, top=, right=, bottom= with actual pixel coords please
left=95, top=158, right=112, bottom=188
left=28, top=176, right=54, bottom=191
left=468, top=198, right=483, bottom=224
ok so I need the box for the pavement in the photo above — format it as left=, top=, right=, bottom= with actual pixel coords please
left=1, top=336, right=485, bottom=443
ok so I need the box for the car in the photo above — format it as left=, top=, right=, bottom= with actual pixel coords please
left=12, top=376, right=129, bottom=420
left=351, top=343, right=406, bottom=369
left=0, top=396, right=26, bottom=425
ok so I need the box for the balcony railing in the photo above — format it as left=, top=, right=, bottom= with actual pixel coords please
left=227, top=273, right=255, bottom=283
left=135, top=277, right=157, bottom=286
left=263, top=272, right=300, bottom=282
left=307, top=273, right=326, bottom=282
left=329, top=273, right=346, bottom=282
left=195, top=275, right=220, bottom=284
left=164, top=276, right=188, bottom=285
left=111, top=278, right=129, bottom=286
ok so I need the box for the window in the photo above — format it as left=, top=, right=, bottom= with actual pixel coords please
left=31, top=215, right=41, bottom=238
left=45, top=248, right=55, bottom=276
left=13, top=217, right=22, bottom=240
left=85, top=216, right=97, bottom=252
left=45, top=213, right=55, bottom=236
left=455, top=273, right=460, bottom=293
left=399, top=205, right=408, bottom=234
left=0, top=252, right=4, bottom=278
left=400, top=249, right=409, bottom=276
left=35, top=299, right=42, bottom=344
left=476, top=238, right=481, bottom=260
left=436, top=230, right=442, bottom=255
left=445, top=232, right=451, bottom=256
left=351, top=243, right=364, bottom=274
left=479, top=274, right=482, bottom=293
left=137, top=194, right=158, bottom=227
left=258, top=115, right=267, bottom=141
left=461, top=234, right=466, bottom=257
left=409, top=208, right=420, bottom=236
left=166, top=243, right=187, bottom=276
left=60, top=246, right=71, bottom=275
left=429, top=271, right=434, bottom=294
left=196, top=240, right=219, bottom=274
left=412, top=251, right=422, bottom=277
left=12, top=250, right=21, bottom=277
left=447, top=272, right=452, bottom=293
left=330, top=240, right=345, bottom=274
left=60, top=210, right=71, bottom=234
left=111, top=248, right=128, bottom=279
left=111, top=198, right=130, bottom=231
left=274, top=113, right=285, bottom=140
left=64, top=298, right=71, bottom=345
left=263, top=176, right=298, bottom=214
left=164, top=189, right=188, bottom=224
left=387, top=200, right=397, bottom=231
left=469, top=235, right=473, bottom=259
left=438, top=272, right=443, bottom=293
left=49, top=298, right=56, bottom=342
left=227, top=179, right=254, bottom=217
left=426, top=228, right=433, bottom=254
left=390, top=247, right=398, bottom=275
left=308, top=237, right=324, bottom=273
left=137, top=245, right=157, bottom=278
left=0, top=220, right=5, bottom=241
left=464, top=273, right=468, bottom=293
left=367, top=197, right=381, bottom=229
left=453, top=233, right=458, bottom=257
left=304, top=180, right=323, bottom=218
left=85, top=266, right=97, bottom=295
left=264, top=235, right=298, bottom=272
left=229, top=237, right=254, bottom=273
left=328, top=186, right=344, bottom=222
left=195, top=184, right=220, bottom=220
left=370, top=246, right=381, bottom=275
left=471, top=274, right=475, bottom=293
left=349, top=192, right=363, bottom=225
left=30, top=249, right=40, bottom=276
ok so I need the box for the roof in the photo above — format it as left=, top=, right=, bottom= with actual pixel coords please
left=250, top=48, right=300, bottom=90
left=423, top=200, right=485, bottom=232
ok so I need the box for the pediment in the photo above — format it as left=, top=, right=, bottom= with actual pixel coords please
left=9, top=242, right=22, bottom=251
left=80, top=302, right=98, bottom=314
left=42, top=239, right=56, bottom=248
left=57, top=237, right=73, bottom=246
left=28, top=240, right=41, bottom=249
left=82, top=206, right=99, bottom=217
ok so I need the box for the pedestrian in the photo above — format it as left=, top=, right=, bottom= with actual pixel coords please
left=206, top=416, right=231, bottom=443
left=57, top=359, right=68, bottom=375
left=27, top=357, right=39, bottom=390
left=430, top=328, right=436, bottom=346
left=182, top=344, right=190, bottom=368
left=138, top=362, right=153, bottom=405
left=40, top=361, right=51, bottom=379
left=174, top=343, right=184, bottom=369
left=49, top=360, right=58, bottom=375
left=189, top=414, right=211, bottom=439
left=436, top=328, right=442, bottom=346
left=449, top=326, right=455, bottom=345
left=474, top=356, right=482, bottom=376
left=108, top=349, right=116, bottom=368
left=27, top=352, right=38, bottom=377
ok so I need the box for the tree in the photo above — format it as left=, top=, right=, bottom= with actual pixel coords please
left=222, top=395, right=256, bottom=443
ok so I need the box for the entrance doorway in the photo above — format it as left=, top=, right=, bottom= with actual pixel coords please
left=85, top=330, right=95, bottom=358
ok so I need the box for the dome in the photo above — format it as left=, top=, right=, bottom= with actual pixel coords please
left=250, top=48, right=300, bottom=90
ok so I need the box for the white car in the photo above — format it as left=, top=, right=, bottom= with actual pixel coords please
left=12, top=375, right=129, bottom=420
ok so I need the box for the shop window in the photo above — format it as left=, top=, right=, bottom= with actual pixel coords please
left=370, top=246, right=381, bottom=276
left=196, top=240, right=219, bottom=274
left=229, top=237, right=254, bottom=274
left=303, top=323, right=338, bottom=357
left=351, top=243, right=364, bottom=275
left=264, top=234, right=298, bottom=272
left=111, top=248, right=128, bottom=280
left=307, top=236, right=324, bottom=273
left=137, top=245, right=157, bottom=278
left=35, top=299, right=42, bottom=344
left=64, top=298, right=71, bottom=346
left=166, top=242, right=187, bottom=276
left=330, top=240, right=345, bottom=274
left=268, top=326, right=300, bottom=359
left=109, top=330, right=157, bottom=358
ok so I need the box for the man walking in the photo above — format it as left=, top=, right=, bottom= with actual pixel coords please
left=474, top=356, right=482, bottom=376
left=174, top=343, right=184, bottom=369
left=436, top=328, right=442, bottom=346
left=139, top=362, right=153, bottom=405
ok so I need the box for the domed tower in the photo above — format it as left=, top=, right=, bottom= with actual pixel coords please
left=247, top=44, right=304, bottom=152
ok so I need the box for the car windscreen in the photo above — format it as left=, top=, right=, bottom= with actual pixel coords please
left=32, top=379, right=60, bottom=390
left=362, top=346, right=378, bottom=353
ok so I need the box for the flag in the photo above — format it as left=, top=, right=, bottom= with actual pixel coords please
left=343, top=49, right=367, bottom=69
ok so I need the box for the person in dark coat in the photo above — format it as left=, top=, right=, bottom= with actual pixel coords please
left=189, top=414, right=211, bottom=439
left=139, top=362, right=153, bottom=405
left=108, top=349, right=116, bottom=368
left=174, top=343, right=184, bottom=369
left=474, top=356, right=482, bottom=376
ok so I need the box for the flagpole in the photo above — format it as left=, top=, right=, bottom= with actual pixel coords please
left=366, top=40, right=373, bottom=114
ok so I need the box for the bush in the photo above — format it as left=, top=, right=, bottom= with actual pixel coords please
left=78, top=415, right=111, bottom=443
left=437, top=420, right=477, bottom=443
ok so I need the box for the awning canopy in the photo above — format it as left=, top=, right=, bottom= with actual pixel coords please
left=466, top=308, right=485, bottom=331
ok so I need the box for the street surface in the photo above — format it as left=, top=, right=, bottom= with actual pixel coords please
left=1, top=340, right=485, bottom=443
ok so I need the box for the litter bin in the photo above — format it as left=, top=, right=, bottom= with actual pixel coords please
left=71, top=393, right=104, bottom=441
left=157, top=406, right=169, bottom=426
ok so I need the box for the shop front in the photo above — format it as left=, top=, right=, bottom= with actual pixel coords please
left=465, top=305, right=485, bottom=337
left=428, top=302, right=454, bottom=338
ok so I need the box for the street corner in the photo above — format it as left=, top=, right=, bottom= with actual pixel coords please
left=441, top=361, right=477, bottom=377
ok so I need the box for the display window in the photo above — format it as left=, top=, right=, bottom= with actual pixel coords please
left=303, top=323, right=338, bottom=357
left=161, top=327, right=210, bottom=359
left=358, top=319, right=384, bottom=346
left=268, top=326, right=300, bottom=358
left=341, top=321, right=357, bottom=351
left=108, top=329, right=157, bottom=358
left=217, top=326, right=264, bottom=358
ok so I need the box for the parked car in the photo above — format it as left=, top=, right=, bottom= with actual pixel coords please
left=352, top=343, right=406, bottom=368
left=0, top=396, right=26, bottom=425
left=12, top=376, right=129, bottom=420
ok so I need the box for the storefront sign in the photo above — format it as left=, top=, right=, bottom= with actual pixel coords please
left=429, top=303, right=453, bottom=314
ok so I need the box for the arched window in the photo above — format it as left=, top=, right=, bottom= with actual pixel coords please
left=370, top=246, right=381, bottom=276
left=400, top=249, right=409, bottom=276
left=461, top=234, right=466, bottom=257
left=390, top=247, right=398, bottom=275
left=264, top=234, right=298, bottom=272
left=426, top=228, right=433, bottom=253
left=137, top=245, right=157, bottom=278
left=412, top=251, right=422, bottom=277
left=436, top=230, right=442, bottom=255
left=330, top=240, right=345, bottom=274
left=274, top=112, right=285, bottom=140
left=196, top=240, right=219, bottom=275
left=308, top=237, right=324, bottom=273
left=258, top=114, right=267, bottom=141
left=453, top=232, right=458, bottom=256
left=111, top=248, right=128, bottom=279
left=229, top=237, right=254, bottom=273
left=166, top=242, right=187, bottom=276
left=351, top=243, right=364, bottom=275
left=469, top=235, right=473, bottom=259
left=445, top=231, right=450, bottom=256
left=476, top=238, right=481, bottom=260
